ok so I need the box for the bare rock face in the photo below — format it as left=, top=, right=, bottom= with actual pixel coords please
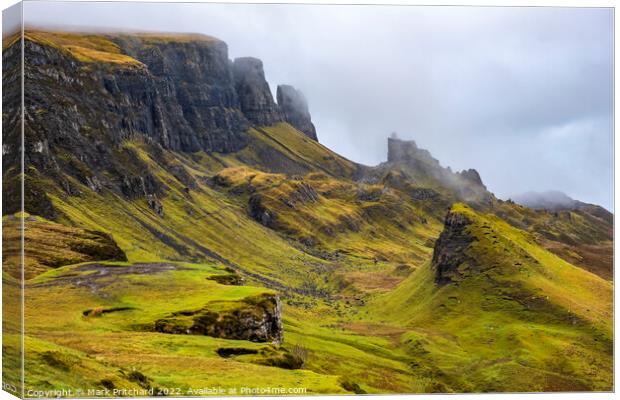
left=457, top=169, right=485, bottom=188
left=431, top=211, right=475, bottom=284
left=233, top=57, right=282, bottom=126
left=154, top=293, right=283, bottom=343
left=248, top=194, right=277, bottom=228
left=387, top=138, right=440, bottom=167
left=386, top=137, right=492, bottom=206
left=277, top=85, right=317, bottom=141
left=6, top=32, right=323, bottom=218
left=96, top=36, right=250, bottom=154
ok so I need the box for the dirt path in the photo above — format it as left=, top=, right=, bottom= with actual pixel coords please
left=28, top=263, right=192, bottom=293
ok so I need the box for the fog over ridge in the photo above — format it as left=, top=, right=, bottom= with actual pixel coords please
left=20, top=2, right=614, bottom=210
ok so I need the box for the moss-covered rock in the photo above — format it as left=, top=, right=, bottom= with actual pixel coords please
left=153, top=293, right=283, bottom=343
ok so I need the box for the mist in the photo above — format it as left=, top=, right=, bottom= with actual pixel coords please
left=20, top=2, right=614, bottom=210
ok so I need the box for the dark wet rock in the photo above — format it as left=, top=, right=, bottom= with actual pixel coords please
left=409, top=188, right=441, bottom=201
left=207, top=273, right=245, bottom=286
left=82, top=306, right=135, bottom=317
left=233, top=57, right=282, bottom=126
left=114, top=36, right=250, bottom=153
left=432, top=211, right=475, bottom=285
left=154, top=293, right=283, bottom=343
left=216, top=347, right=259, bottom=358
left=146, top=194, right=164, bottom=217
left=120, top=174, right=162, bottom=199
left=7, top=33, right=328, bottom=216
left=216, top=345, right=304, bottom=370
left=12, top=34, right=250, bottom=214
left=277, top=85, right=317, bottom=140
left=248, top=194, right=277, bottom=228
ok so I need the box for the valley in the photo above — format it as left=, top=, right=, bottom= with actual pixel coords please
left=1, top=30, right=613, bottom=395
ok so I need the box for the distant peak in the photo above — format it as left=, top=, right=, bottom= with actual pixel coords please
left=511, top=190, right=579, bottom=211
left=457, top=169, right=484, bottom=187
left=386, top=137, right=435, bottom=166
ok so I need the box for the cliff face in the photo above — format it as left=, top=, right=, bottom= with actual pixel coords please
left=10, top=31, right=320, bottom=217
left=112, top=35, right=250, bottom=153
left=2, top=34, right=22, bottom=216
left=431, top=210, right=474, bottom=284
left=277, top=85, right=317, bottom=140
left=233, top=57, right=282, bottom=126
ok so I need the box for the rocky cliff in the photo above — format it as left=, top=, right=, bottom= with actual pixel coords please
left=8, top=31, right=319, bottom=217
left=431, top=209, right=474, bottom=284
left=277, top=85, right=318, bottom=140
left=233, top=57, right=282, bottom=126
left=385, top=137, right=491, bottom=205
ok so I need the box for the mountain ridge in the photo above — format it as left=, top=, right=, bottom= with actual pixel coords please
left=2, top=29, right=613, bottom=394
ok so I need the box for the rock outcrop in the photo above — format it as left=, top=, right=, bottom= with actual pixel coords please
left=431, top=210, right=475, bottom=284
left=457, top=169, right=485, bottom=188
left=386, top=137, right=492, bottom=205
left=154, top=293, right=283, bottom=343
left=233, top=57, right=282, bottom=126
left=248, top=194, right=277, bottom=228
left=277, top=85, right=317, bottom=140
left=9, top=31, right=320, bottom=217
left=387, top=138, right=443, bottom=169
left=113, top=35, right=250, bottom=153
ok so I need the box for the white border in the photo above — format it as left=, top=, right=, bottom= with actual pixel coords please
left=0, top=1, right=616, bottom=400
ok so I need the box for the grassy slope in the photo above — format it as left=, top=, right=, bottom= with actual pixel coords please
left=10, top=122, right=613, bottom=394
left=17, top=124, right=446, bottom=394
left=490, top=200, right=614, bottom=281
left=3, top=214, right=126, bottom=280
left=25, top=31, right=144, bottom=67
left=369, top=204, right=612, bottom=392
left=14, top=124, right=613, bottom=394
left=24, top=261, right=345, bottom=393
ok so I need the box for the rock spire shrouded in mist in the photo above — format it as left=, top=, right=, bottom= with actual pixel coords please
left=277, top=85, right=318, bottom=141
left=233, top=57, right=283, bottom=126
left=386, top=136, right=491, bottom=204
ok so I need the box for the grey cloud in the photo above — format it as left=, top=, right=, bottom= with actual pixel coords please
left=22, top=2, right=614, bottom=210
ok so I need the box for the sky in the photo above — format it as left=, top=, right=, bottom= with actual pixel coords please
left=18, top=2, right=614, bottom=210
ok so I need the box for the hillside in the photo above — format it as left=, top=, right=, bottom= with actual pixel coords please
left=370, top=204, right=612, bottom=391
left=1, top=30, right=613, bottom=395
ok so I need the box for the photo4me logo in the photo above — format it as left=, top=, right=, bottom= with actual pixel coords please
left=186, top=386, right=308, bottom=396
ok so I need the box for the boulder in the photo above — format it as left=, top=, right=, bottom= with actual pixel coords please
left=154, top=293, right=283, bottom=343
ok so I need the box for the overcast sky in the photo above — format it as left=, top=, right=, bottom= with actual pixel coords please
left=20, top=2, right=614, bottom=210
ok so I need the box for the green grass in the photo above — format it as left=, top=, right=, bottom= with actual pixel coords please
left=24, top=31, right=144, bottom=67
left=5, top=113, right=612, bottom=394
left=3, top=214, right=126, bottom=280
left=368, top=204, right=612, bottom=391
left=22, top=261, right=350, bottom=394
